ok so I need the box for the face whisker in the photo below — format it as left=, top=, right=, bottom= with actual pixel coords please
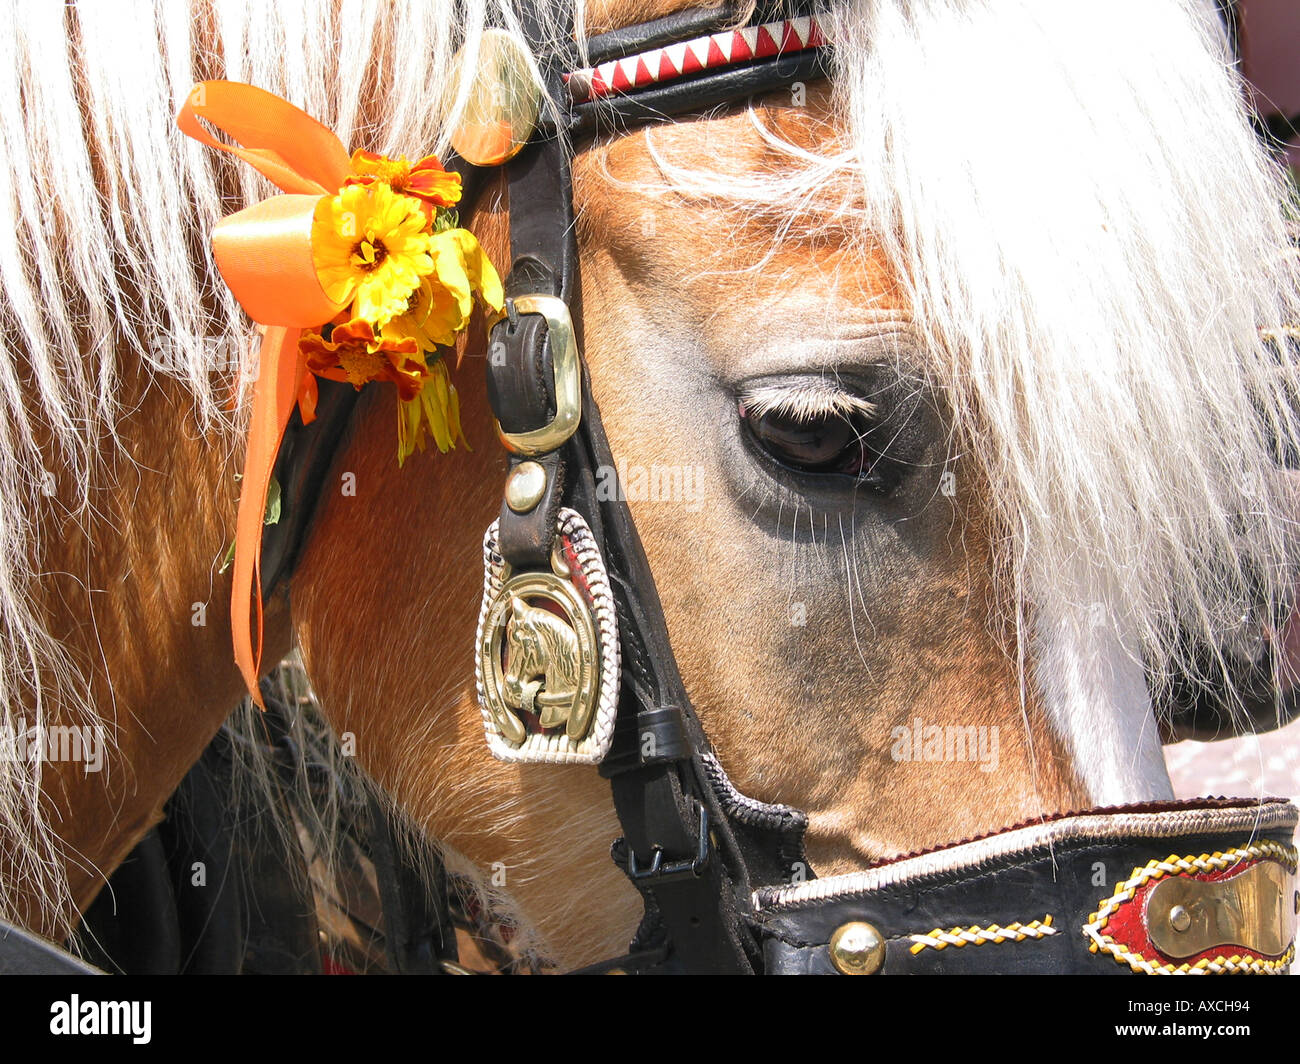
left=838, top=512, right=874, bottom=676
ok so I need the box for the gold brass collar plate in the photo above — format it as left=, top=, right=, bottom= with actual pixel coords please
left=1146, top=859, right=1298, bottom=959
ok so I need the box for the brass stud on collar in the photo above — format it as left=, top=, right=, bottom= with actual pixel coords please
left=505, top=461, right=546, bottom=513
left=1169, top=904, right=1191, bottom=933
left=829, top=921, right=886, bottom=975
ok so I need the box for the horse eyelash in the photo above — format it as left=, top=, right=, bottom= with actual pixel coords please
left=737, top=380, right=878, bottom=423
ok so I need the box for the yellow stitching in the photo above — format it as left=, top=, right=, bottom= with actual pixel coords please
left=1082, top=841, right=1298, bottom=975
left=1113, top=945, right=1295, bottom=976
left=909, top=914, right=1056, bottom=955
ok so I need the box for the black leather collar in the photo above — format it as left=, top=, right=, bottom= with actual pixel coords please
left=757, top=798, right=1298, bottom=976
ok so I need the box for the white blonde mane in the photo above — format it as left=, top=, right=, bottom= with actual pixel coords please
left=1, top=0, right=1298, bottom=944
left=830, top=0, right=1300, bottom=710
left=641, top=0, right=1300, bottom=704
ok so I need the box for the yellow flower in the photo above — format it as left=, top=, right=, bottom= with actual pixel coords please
left=312, top=183, right=434, bottom=325
left=381, top=228, right=505, bottom=350
left=384, top=277, right=463, bottom=351
left=398, top=358, right=466, bottom=466
left=431, top=228, right=505, bottom=327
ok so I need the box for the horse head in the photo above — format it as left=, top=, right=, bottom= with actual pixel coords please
left=502, top=595, right=580, bottom=718
left=1, top=0, right=1298, bottom=972
left=290, top=0, right=1300, bottom=966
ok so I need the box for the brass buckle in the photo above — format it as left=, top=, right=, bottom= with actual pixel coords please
left=494, top=294, right=582, bottom=456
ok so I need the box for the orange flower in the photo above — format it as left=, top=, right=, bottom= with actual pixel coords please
left=299, top=319, right=431, bottom=401
left=347, top=148, right=462, bottom=208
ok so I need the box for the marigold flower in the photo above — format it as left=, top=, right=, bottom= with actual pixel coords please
left=299, top=319, right=430, bottom=401
left=383, top=276, right=465, bottom=352
left=431, top=227, right=506, bottom=332
left=347, top=148, right=462, bottom=209
left=378, top=228, right=504, bottom=351
left=312, top=183, right=435, bottom=325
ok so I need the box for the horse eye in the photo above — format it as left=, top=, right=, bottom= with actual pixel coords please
left=739, top=401, right=901, bottom=494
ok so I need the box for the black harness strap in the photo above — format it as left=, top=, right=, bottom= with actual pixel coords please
left=259, top=379, right=358, bottom=600
left=364, top=790, right=457, bottom=974
left=566, top=39, right=828, bottom=138
left=259, top=159, right=489, bottom=600
left=482, top=2, right=814, bottom=974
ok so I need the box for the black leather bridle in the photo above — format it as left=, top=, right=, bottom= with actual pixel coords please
left=476, top=1, right=828, bottom=975
left=251, top=1, right=1298, bottom=976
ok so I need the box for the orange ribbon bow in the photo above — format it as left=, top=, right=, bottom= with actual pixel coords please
left=178, top=81, right=477, bottom=708
left=177, top=81, right=356, bottom=707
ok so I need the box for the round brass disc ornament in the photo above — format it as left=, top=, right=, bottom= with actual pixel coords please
left=448, top=29, right=541, bottom=166
left=829, top=921, right=886, bottom=975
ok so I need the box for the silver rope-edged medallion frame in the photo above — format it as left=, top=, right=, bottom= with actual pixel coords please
left=475, top=508, right=620, bottom=764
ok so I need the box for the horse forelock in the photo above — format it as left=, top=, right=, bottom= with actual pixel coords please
left=606, top=0, right=1300, bottom=709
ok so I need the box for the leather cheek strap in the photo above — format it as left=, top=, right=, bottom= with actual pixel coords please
left=488, top=310, right=566, bottom=569
left=482, top=1, right=813, bottom=973
left=482, top=129, right=765, bottom=976
left=486, top=94, right=581, bottom=570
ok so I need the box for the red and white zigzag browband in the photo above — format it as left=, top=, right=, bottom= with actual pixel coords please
left=565, top=15, right=827, bottom=104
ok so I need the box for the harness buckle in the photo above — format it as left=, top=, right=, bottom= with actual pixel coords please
left=624, top=804, right=711, bottom=882
left=493, top=293, right=583, bottom=456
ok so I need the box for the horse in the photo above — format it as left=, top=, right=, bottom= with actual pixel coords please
left=503, top=596, right=584, bottom=732
left=1, top=0, right=1298, bottom=972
